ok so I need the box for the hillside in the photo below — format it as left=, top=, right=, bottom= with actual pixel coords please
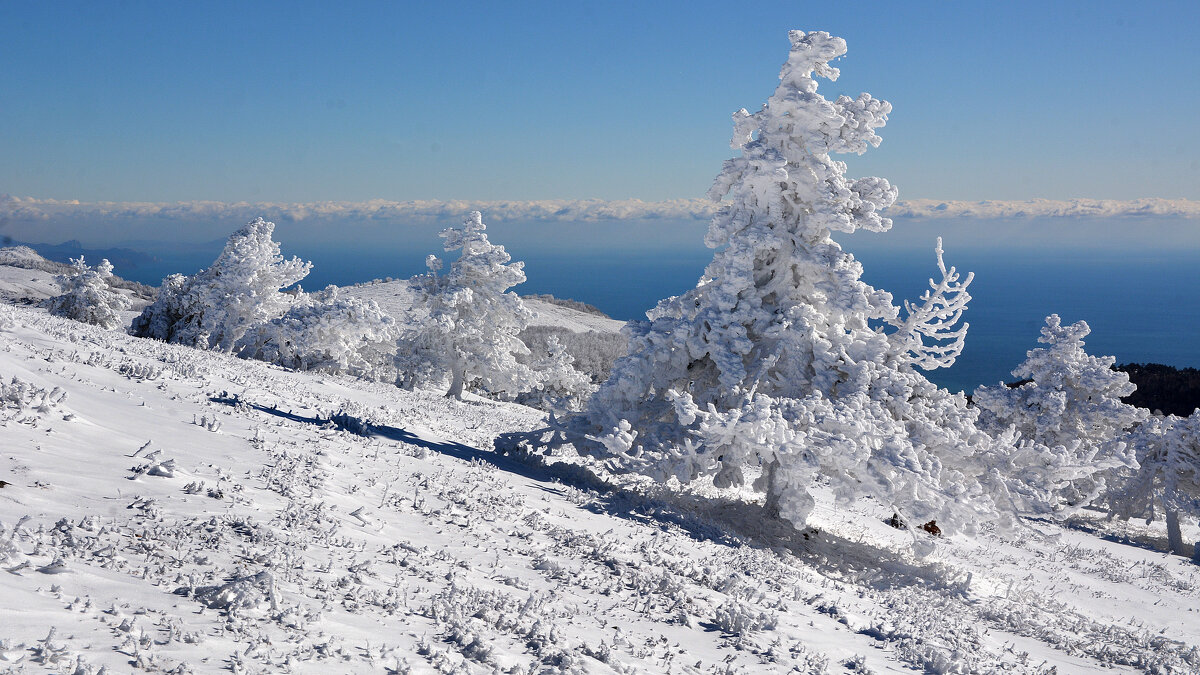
left=1, top=300, right=1199, bottom=673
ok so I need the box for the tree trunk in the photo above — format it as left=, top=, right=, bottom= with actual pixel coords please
left=1165, top=507, right=1192, bottom=557
left=446, top=356, right=465, bottom=400
left=760, top=459, right=782, bottom=520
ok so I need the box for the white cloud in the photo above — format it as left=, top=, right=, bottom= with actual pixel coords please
left=889, top=198, right=1200, bottom=220
left=4, top=194, right=1199, bottom=229
left=0, top=195, right=721, bottom=224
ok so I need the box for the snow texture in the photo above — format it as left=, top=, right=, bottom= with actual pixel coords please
left=0, top=301, right=1197, bottom=674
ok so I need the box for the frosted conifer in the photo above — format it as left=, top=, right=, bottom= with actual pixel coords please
left=1107, top=411, right=1200, bottom=556
left=975, top=315, right=1147, bottom=507
left=574, top=31, right=1018, bottom=534
left=400, top=212, right=534, bottom=400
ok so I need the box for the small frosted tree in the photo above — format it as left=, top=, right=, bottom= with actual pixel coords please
left=399, top=212, right=535, bottom=400
left=1107, top=412, right=1200, bottom=557
left=562, top=30, right=1025, bottom=535
left=45, top=256, right=131, bottom=329
left=131, top=218, right=311, bottom=351
left=236, top=285, right=399, bottom=380
left=974, top=315, right=1147, bottom=507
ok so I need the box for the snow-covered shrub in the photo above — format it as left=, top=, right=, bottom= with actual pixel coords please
left=712, top=600, right=778, bottom=635
left=975, top=315, right=1147, bottom=508
left=236, top=285, right=398, bottom=380
left=398, top=211, right=535, bottom=400
left=1107, top=411, right=1200, bottom=556
left=516, top=335, right=596, bottom=411
left=131, top=218, right=311, bottom=351
left=44, top=256, right=131, bottom=329
left=519, top=325, right=627, bottom=384
left=0, top=305, right=19, bottom=332
left=553, top=31, right=1021, bottom=535
left=1, top=375, right=68, bottom=424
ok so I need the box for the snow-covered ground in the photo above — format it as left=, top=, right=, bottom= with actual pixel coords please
left=1, top=298, right=1199, bottom=673
left=0, top=266, right=60, bottom=306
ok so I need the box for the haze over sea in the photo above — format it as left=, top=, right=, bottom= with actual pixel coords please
left=105, top=220, right=1199, bottom=396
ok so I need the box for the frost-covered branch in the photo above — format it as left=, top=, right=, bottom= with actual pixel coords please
left=888, top=238, right=973, bottom=370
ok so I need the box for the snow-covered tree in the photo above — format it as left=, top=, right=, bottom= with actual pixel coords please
left=131, top=218, right=311, bottom=351
left=558, top=30, right=1026, bottom=535
left=398, top=211, right=535, bottom=400
left=1107, top=412, right=1200, bottom=557
left=44, top=256, right=131, bottom=329
left=236, top=285, right=398, bottom=380
left=974, top=315, right=1147, bottom=507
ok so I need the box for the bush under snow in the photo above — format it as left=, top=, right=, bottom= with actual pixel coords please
left=44, top=257, right=131, bottom=329
left=131, top=217, right=311, bottom=352
left=236, top=285, right=398, bottom=380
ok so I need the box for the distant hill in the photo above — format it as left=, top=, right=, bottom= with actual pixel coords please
left=1117, top=363, right=1200, bottom=417
left=12, top=238, right=154, bottom=272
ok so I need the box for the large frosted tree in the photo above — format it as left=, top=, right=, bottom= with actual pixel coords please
left=399, top=212, right=534, bottom=400
left=131, top=218, right=311, bottom=351
left=574, top=31, right=1025, bottom=534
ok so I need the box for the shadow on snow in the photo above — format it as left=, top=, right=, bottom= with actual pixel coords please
left=210, top=394, right=963, bottom=594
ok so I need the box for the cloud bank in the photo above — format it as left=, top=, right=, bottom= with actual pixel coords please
left=0, top=195, right=719, bottom=224
left=889, top=198, right=1200, bottom=220
left=5, top=194, right=1200, bottom=225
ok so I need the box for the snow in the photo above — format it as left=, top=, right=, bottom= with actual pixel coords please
left=0, top=266, right=59, bottom=305
left=0, top=299, right=1198, bottom=673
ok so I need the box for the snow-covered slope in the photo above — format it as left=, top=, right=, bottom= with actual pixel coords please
left=343, top=279, right=625, bottom=334
left=1, top=302, right=1199, bottom=674
left=0, top=265, right=60, bottom=305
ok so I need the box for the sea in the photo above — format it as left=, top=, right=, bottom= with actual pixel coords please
left=101, top=240, right=1200, bottom=395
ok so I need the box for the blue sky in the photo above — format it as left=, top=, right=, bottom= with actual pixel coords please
left=3, top=0, right=1199, bottom=204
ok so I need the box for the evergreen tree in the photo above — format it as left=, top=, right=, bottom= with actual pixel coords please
left=572, top=31, right=1018, bottom=534
left=1108, top=411, right=1200, bottom=557
left=975, top=315, right=1147, bottom=507
left=399, top=212, right=534, bottom=400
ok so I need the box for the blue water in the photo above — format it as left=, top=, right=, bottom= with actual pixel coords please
left=113, top=242, right=1199, bottom=395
